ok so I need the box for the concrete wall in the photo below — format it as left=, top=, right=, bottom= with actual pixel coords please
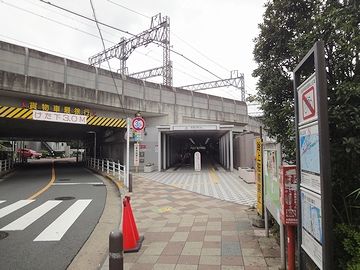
left=234, top=133, right=256, bottom=169
left=0, top=40, right=252, bottom=127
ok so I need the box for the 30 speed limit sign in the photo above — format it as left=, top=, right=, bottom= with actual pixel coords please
left=131, top=117, right=145, bottom=131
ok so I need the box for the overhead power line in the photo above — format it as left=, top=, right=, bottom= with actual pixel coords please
left=39, top=0, right=135, bottom=37
left=37, top=0, right=224, bottom=81
left=106, top=0, right=150, bottom=19
left=3, top=0, right=243, bottom=97
left=104, top=0, right=231, bottom=76
left=89, top=0, right=128, bottom=117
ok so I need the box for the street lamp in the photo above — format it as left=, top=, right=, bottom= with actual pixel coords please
left=87, top=131, right=96, bottom=159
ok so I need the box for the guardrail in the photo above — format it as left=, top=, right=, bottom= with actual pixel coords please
left=0, top=159, right=14, bottom=175
left=86, top=158, right=127, bottom=188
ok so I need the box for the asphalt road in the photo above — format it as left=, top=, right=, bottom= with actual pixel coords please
left=0, top=159, right=106, bottom=270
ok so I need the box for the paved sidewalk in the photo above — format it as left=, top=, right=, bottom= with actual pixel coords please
left=138, top=169, right=256, bottom=206
left=101, top=175, right=281, bottom=270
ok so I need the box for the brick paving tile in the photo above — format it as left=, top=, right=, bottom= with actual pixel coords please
left=129, top=263, right=154, bottom=270
left=203, top=241, right=221, bottom=248
left=242, top=248, right=264, bottom=257
left=124, top=262, right=133, bottom=270
left=243, top=256, right=267, bottom=267
left=222, top=235, right=239, bottom=242
left=221, top=255, right=244, bottom=266
left=201, top=248, right=221, bottom=255
left=137, top=255, right=159, bottom=264
left=119, top=176, right=280, bottom=270
left=206, top=231, right=222, bottom=236
left=221, top=266, right=245, bottom=270
left=176, top=226, right=192, bottom=232
left=199, top=255, right=221, bottom=265
left=244, top=267, right=268, bottom=270
left=153, top=263, right=176, bottom=270
left=187, top=232, right=205, bottom=241
left=162, top=242, right=185, bottom=255
left=181, top=248, right=202, bottom=256
left=174, top=265, right=198, bottom=270
left=157, top=255, right=179, bottom=264
left=198, top=265, right=220, bottom=270
left=177, top=255, right=200, bottom=265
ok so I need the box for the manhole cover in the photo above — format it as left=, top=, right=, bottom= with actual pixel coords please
left=54, top=196, right=75, bottom=201
left=93, top=184, right=105, bottom=187
left=0, top=232, right=9, bottom=240
left=57, top=178, right=70, bottom=182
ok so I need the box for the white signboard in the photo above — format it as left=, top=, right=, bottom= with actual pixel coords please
left=134, top=143, right=140, bottom=166
left=171, top=124, right=219, bottom=131
left=194, top=151, right=201, bottom=171
left=33, top=110, right=87, bottom=125
left=297, top=73, right=317, bottom=126
left=301, top=188, right=323, bottom=269
left=299, top=122, right=321, bottom=194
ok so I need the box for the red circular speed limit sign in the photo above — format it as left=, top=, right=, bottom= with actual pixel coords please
left=131, top=117, right=145, bottom=131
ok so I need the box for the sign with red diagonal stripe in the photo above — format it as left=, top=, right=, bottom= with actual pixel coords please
left=297, top=74, right=317, bottom=125
left=302, top=86, right=316, bottom=120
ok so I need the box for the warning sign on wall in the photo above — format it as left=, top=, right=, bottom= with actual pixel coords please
left=297, top=73, right=318, bottom=125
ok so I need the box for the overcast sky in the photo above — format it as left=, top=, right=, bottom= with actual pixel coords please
left=0, top=0, right=266, bottom=112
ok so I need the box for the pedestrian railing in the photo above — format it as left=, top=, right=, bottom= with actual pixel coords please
left=86, top=158, right=127, bottom=187
left=0, top=159, right=14, bottom=175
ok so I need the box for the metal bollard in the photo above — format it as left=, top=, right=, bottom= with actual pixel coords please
left=128, top=172, right=132, bottom=192
left=109, top=230, right=123, bottom=270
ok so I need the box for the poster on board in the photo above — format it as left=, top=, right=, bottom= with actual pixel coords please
left=301, top=188, right=323, bottom=269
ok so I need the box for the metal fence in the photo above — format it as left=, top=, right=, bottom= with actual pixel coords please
left=86, top=158, right=127, bottom=187
left=0, top=159, right=13, bottom=175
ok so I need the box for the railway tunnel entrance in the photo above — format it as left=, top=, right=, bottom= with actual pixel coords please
left=157, top=124, right=234, bottom=172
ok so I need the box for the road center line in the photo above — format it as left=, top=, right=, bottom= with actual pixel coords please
left=0, top=200, right=34, bottom=219
left=33, top=199, right=92, bottom=242
left=0, top=200, right=62, bottom=231
left=28, top=161, right=56, bottom=200
left=0, top=200, right=5, bottom=204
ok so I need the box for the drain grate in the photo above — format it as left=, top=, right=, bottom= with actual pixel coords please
left=54, top=196, right=75, bottom=201
left=57, top=178, right=71, bottom=182
left=0, top=232, right=9, bottom=240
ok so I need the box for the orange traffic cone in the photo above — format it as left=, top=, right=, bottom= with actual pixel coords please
left=125, top=196, right=140, bottom=241
left=122, top=197, right=144, bottom=253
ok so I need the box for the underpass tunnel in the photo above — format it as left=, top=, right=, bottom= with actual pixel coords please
left=158, top=125, right=234, bottom=172
left=0, top=115, right=126, bottom=165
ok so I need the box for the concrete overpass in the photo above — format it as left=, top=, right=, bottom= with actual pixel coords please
left=0, top=40, right=261, bottom=171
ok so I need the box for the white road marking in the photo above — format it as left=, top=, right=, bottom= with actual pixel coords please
left=52, top=182, right=103, bottom=186
left=0, top=200, right=5, bottom=204
left=0, top=200, right=34, bottom=219
left=34, top=199, right=92, bottom=241
left=0, top=200, right=62, bottom=231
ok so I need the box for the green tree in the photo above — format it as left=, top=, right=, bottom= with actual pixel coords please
left=253, top=0, right=360, bottom=268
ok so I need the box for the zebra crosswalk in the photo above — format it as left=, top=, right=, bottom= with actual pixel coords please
left=0, top=199, right=92, bottom=241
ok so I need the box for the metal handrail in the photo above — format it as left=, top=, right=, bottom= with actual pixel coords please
left=86, top=158, right=127, bottom=188
left=0, top=159, right=14, bottom=174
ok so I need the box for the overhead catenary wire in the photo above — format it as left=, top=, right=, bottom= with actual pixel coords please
left=35, top=0, right=226, bottom=83
left=106, top=0, right=150, bottom=19
left=89, top=0, right=128, bottom=118
left=3, top=0, right=244, bottom=97
left=27, top=0, right=116, bottom=38
left=105, top=0, right=230, bottom=74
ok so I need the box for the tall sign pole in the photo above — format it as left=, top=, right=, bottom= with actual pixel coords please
left=293, top=40, right=333, bottom=270
left=126, top=117, right=130, bottom=188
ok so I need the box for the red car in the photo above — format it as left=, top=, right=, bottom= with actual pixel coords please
left=17, top=148, right=42, bottom=159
